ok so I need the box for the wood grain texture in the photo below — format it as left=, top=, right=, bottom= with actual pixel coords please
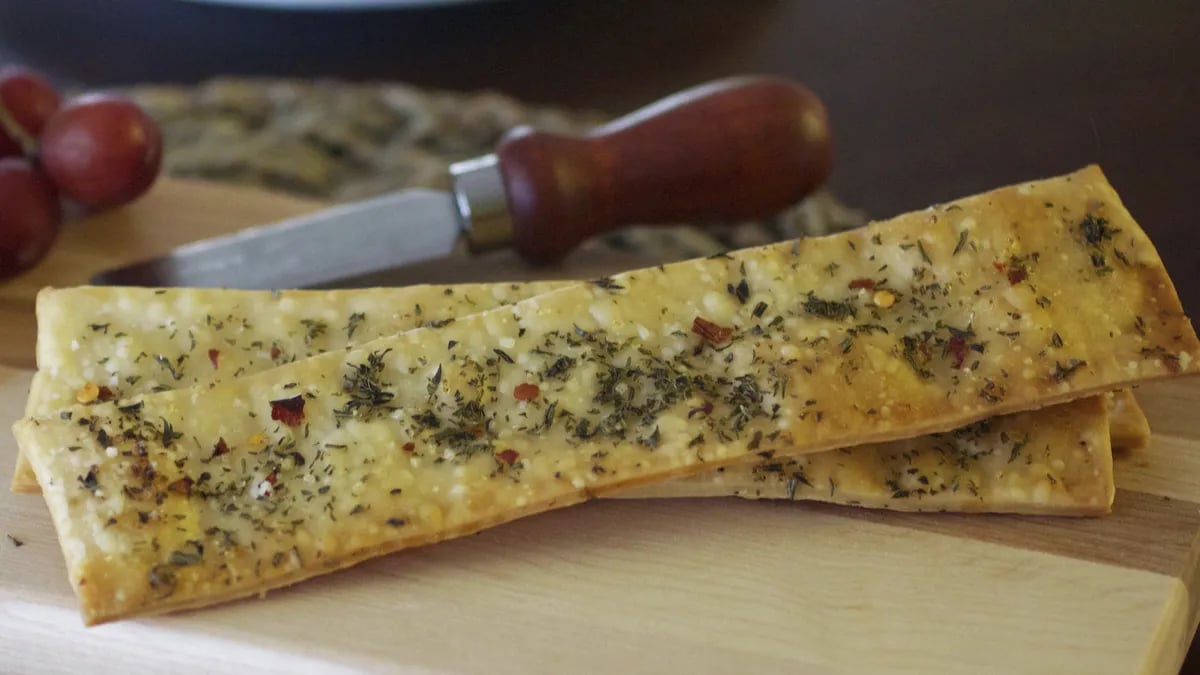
left=1, top=178, right=1197, bottom=672
left=498, top=77, right=832, bottom=262
left=823, top=488, right=1200, bottom=577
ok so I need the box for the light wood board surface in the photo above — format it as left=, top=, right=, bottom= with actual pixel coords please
left=1, top=179, right=1197, bottom=674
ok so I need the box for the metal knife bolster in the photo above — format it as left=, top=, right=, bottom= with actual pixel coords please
left=450, top=155, right=515, bottom=253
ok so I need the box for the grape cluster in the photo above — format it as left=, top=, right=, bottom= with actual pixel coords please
left=0, top=66, right=163, bottom=280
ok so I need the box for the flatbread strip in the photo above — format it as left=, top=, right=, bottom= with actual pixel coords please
left=17, top=284, right=1131, bottom=516
left=13, top=280, right=1147, bottom=494
left=11, top=281, right=562, bottom=492
left=1109, top=389, right=1151, bottom=452
left=616, top=396, right=1113, bottom=514
left=15, top=165, right=1199, bottom=624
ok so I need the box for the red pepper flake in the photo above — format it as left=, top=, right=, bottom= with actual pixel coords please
left=254, top=469, right=279, bottom=499
left=211, top=437, right=230, bottom=459
left=993, top=261, right=1006, bottom=273
left=166, top=476, right=193, bottom=496
left=496, top=448, right=520, bottom=466
left=692, top=316, right=733, bottom=345
left=402, top=442, right=416, bottom=453
left=96, top=386, right=116, bottom=402
left=513, top=383, right=540, bottom=401
left=270, top=346, right=282, bottom=360
left=848, top=278, right=876, bottom=290
left=269, top=395, right=306, bottom=427
left=688, top=401, right=714, bottom=418
left=208, top=349, right=220, bottom=369
left=947, top=336, right=968, bottom=369
left=1007, top=267, right=1027, bottom=285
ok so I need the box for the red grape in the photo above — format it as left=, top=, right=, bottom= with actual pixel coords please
left=0, top=157, right=61, bottom=280
left=0, top=128, right=18, bottom=159
left=0, top=66, right=61, bottom=135
left=39, top=93, right=162, bottom=209
left=0, top=66, right=61, bottom=159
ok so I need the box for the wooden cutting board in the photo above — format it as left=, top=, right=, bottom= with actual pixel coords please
left=1, top=180, right=1197, bottom=674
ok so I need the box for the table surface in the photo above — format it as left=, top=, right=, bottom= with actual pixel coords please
left=0, top=1, right=1198, bottom=670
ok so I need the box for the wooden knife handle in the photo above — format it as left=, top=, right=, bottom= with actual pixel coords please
left=495, top=76, right=834, bottom=264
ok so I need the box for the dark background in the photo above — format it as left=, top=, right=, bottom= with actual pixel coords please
left=1, top=0, right=1198, bottom=666
left=0, top=0, right=1195, bottom=314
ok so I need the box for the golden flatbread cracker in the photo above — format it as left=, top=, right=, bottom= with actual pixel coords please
left=15, top=165, right=1199, bottom=624
left=1108, top=389, right=1151, bottom=452
left=11, top=282, right=563, bottom=492
left=18, top=284, right=1124, bottom=514
left=12, top=280, right=1148, bottom=493
left=617, top=396, right=1113, bottom=515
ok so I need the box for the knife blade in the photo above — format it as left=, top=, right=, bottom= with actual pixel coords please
left=91, top=76, right=834, bottom=289
left=92, top=190, right=460, bottom=290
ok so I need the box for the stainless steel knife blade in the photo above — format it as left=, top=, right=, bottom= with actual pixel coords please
left=90, top=189, right=463, bottom=290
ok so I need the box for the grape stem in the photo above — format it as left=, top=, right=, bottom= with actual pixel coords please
left=0, top=102, right=38, bottom=158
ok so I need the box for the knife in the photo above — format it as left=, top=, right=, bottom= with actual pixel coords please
left=91, top=76, right=834, bottom=290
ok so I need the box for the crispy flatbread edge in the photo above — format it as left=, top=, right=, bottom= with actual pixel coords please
left=1109, top=390, right=1151, bottom=452
left=617, top=394, right=1116, bottom=515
